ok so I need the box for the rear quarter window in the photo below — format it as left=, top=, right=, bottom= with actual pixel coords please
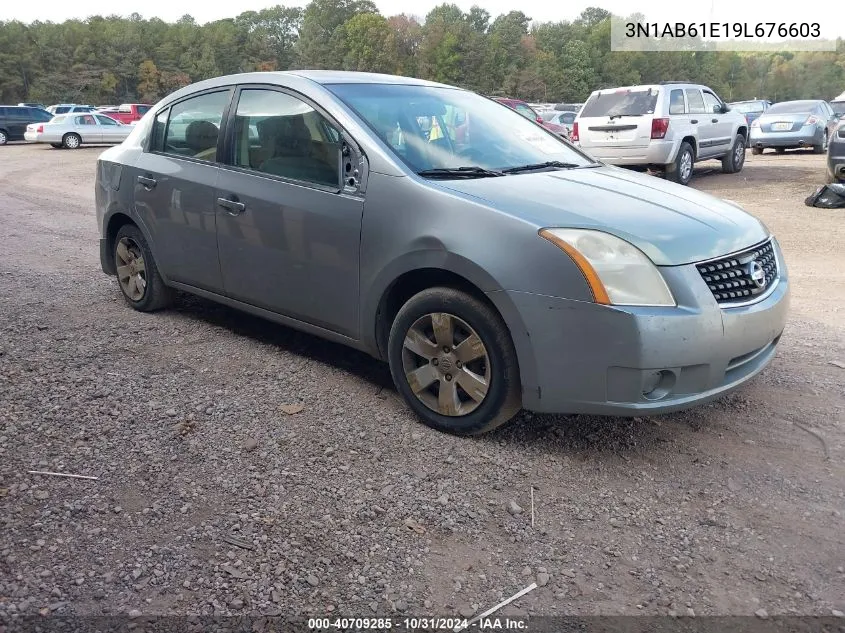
left=580, top=90, right=659, bottom=118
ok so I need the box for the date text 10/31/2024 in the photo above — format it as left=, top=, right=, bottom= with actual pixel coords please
left=624, top=22, right=822, bottom=39
left=308, top=617, right=528, bottom=630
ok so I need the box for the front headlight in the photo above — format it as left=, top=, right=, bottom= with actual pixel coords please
left=538, top=228, right=676, bottom=307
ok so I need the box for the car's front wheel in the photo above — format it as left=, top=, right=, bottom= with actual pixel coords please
left=721, top=134, right=746, bottom=174
left=62, top=133, right=81, bottom=149
left=387, top=287, right=521, bottom=436
left=751, top=147, right=763, bottom=155
left=0, top=129, right=8, bottom=145
left=666, top=141, right=695, bottom=185
left=114, top=224, right=173, bottom=312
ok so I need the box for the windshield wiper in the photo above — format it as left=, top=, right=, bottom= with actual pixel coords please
left=501, top=161, right=582, bottom=174
left=417, top=166, right=504, bottom=179
left=608, top=114, right=643, bottom=120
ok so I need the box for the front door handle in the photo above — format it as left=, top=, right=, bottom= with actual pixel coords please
left=137, top=175, right=157, bottom=189
left=711, top=118, right=719, bottom=123
left=690, top=119, right=698, bottom=124
left=217, top=197, right=246, bottom=215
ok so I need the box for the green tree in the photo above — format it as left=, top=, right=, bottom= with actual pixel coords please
left=296, top=0, right=378, bottom=69
left=334, top=13, right=399, bottom=73
left=137, top=59, right=160, bottom=101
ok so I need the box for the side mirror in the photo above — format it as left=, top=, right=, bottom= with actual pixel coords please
left=715, top=104, right=726, bottom=114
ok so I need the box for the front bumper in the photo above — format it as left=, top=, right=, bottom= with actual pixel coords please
left=509, top=248, right=790, bottom=415
left=750, top=126, right=823, bottom=148
left=577, top=139, right=676, bottom=167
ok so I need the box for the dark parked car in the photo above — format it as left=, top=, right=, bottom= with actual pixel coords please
left=828, top=119, right=845, bottom=183
left=18, top=102, right=48, bottom=110
left=0, top=105, right=54, bottom=145
left=728, top=99, right=771, bottom=126
left=95, top=71, right=789, bottom=436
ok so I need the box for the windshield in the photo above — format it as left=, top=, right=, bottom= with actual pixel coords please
left=326, top=83, right=593, bottom=174
left=831, top=101, right=845, bottom=115
left=580, top=89, right=658, bottom=117
left=731, top=101, right=765, bottom=114
left=768, top=101, right=817, bottom=114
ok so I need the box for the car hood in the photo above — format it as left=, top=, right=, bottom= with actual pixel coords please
left=434, top=165, right=769, bottom=266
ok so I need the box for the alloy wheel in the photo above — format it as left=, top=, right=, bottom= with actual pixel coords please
left=116, top=237, right=147, bottom=302
left=680, top=150, right=693, bottom=182
left=735, top=140, right=745, bottom=168
left=401, top=312, right=491, bottom=416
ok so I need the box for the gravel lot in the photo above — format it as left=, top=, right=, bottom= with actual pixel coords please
left=0, top=144, right=843, bottom=622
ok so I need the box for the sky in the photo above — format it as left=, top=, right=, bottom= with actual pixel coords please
left=1, top=0, right=843, bottom=40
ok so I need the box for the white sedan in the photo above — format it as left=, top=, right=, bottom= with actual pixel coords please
left=24, top=113, right=133, bottom=149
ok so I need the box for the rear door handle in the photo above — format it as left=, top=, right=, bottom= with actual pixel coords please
left=137, top=175, right=157, bottom=189
left=690, top=119, right=698, bottom=124
left=711, top=118, right=719, bottom=123
left=217, top=197, right=246, bottom=215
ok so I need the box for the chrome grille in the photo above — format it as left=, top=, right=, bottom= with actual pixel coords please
left=696, top=240, right=778, bottom=306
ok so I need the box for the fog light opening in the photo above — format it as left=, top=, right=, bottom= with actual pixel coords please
left=642, top=370, right=676, bottom=401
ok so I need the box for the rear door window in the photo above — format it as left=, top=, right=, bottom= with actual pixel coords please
left=685, top=89, right=706, bottom=114
left=669, top=89, right=685, bottom=115
left=162, top=90, right=230, bottom=161
left=580, top=90, right=659, bottom=117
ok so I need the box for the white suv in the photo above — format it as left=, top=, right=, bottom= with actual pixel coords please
left=572, top=82, right=749, bottom=185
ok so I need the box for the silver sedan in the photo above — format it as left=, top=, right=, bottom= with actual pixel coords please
left=24, top=113, right=132, bottom=149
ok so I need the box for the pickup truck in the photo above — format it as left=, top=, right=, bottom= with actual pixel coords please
left=100, top=104, right=152, bottom=124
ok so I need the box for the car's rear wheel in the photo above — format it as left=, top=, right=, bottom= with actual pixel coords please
left=721, top=134, right=746, bottom=174
left=387, top=287, right=521, bottom=436
left=775, top=148, right=786, bottom=154
left=666, top=142, right=695, bottom=185
left=0, top=129, right=8, bottom=145
left=114, top=224, right=173, bottom=312
left=814, top=131, right=828, bottom=155
left=751, top=147, right=763, bottom=155
left=62, top=133, right=81, bottom=149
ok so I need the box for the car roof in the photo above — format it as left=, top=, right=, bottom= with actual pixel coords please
left=287, top=70, right=448, bottom=87
left=773, top=99, right=822, bottom=106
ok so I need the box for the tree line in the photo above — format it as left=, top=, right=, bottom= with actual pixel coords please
left=1, top=0, right=843, bottom=106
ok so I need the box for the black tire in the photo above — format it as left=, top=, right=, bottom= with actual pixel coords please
left=721, top=134, right=746, bottom=174
left=751, top=147, right=763, bottom=155
left=665, top=141, right=695, bottom=185
left=775, top=147, right=786, bottom=154
left=114, top=224, right=173, bottom=312
left=0, top=129, right=8, bottom=145
left=813, top=131, right=828, bottom=155
left=50, top=143, right=63, bottom=149
left=387, top=287, right=521, bottom=436
left=62, top=133, right=81, bottom=149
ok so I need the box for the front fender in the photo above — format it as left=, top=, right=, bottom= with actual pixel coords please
left=360, top=250, right=540, bottom=406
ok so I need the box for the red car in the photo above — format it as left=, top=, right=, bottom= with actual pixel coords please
left=98, top=103, right=152, bottom=125
left=491, top=97, right=570, bottom=139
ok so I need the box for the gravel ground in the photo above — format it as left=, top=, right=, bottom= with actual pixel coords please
left=0, top=144, right=843, bottom=622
